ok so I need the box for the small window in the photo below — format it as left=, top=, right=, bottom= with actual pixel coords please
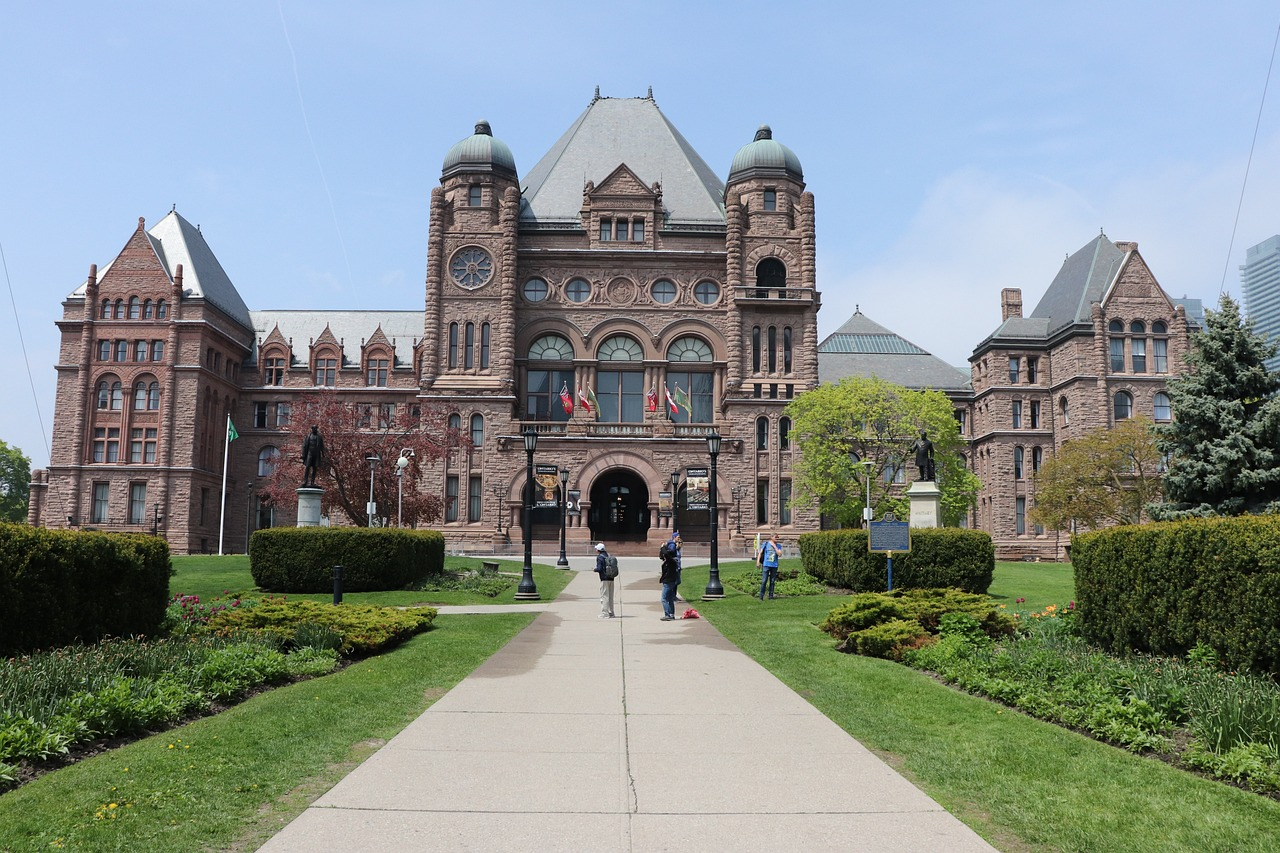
left=470, top=413, right=484, bottom=446
left=468, top=185, right=482, bottom=207
left=1154, top=338, right=1168, bottom=373
left=1130, top=320, right=1146, bottom=334
left=448, top=412, right=461, bottom=431
left=523, top=278, right=549, bottom=302
left=565, top=278, right=591, bottom=303
left=151, top=340, right=165, bottom=361
left=258, top=446, right=280, bottom=477
left=632, top=219, right=644, bottom=242
left=1060, top=396, right=1070, bottom=425
left=142, top=299, right=154, bottom=319
left=615, top=219, right=628, bottom=241
left=264, top=355, right=284, bottom=385
left=1027, top=357, right=1038, bottom=383
left=1008, top=357, right=1019, bottom=384
left=1154, top=392, right=1172, bottom=421
left=469, top=476, right=482, bottom=522
left=1132, top=339, right=1147, bottom=373
left=481, top=322, right=491, bottom=369
left=1108, top=319, right=1124, bottom=333
left=756, top=417, right=768, bottom=450
left=314, top=357, right=337, bottom=386
left=1012, top=400, right=1022, bottom=429
left=445, top=476, right=459, bottom=522
left=751, top=327, right=761, bottom=372
left=97, top=341, right=111, bottom=361
left=1014, top=447, right=1024, bottom=479
left=114, top=299, right=125, bottom=319
left=1031, top=446, right=1043, bottom=474
left=1030, top=400, right=1040, bottom=429
left=464, top=323, right=475, bottom=368
left=652, top=280, right=676, bottom=304
left=694, top=280, right=720, bottom=305
left=367, top=358, right=389, bottom=386
left=1152, top=320, right=1168, bottom=334
left=135, top=341, right=148, bottom=362
left=763, top=189, right=777, bottom=211
left=156, top=299, right=168, bottom=319
left=448, top=323, right=459, bottom=368
left=779, top=416, right=791, bottom=451
left=1110, top=337, right=1124, bottom=372
left=1114, top=391, right=1133, bottom=421
left=128, top=297, right=141, bottom=319
left=115, top=340, right=128, bottom=362
left=100, top=299, right=111, bottom=319
left=599, top=219, right=612, bottom=242
left=783, top=326, right=793, bottom=373
left=1016, top=496, right=1026, bottom=535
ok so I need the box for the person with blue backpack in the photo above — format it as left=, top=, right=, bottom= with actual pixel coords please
left=658, top=533, right=682, bottom=620
left=757, top=532, right=781, bottom=600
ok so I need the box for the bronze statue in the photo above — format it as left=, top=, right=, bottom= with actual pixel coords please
left=910, top=432, right=936, bottom=482
left=301, top=425, right=325, bottom=487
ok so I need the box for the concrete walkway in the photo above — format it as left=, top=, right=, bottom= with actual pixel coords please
left=260, top=558, right=995, bottom=852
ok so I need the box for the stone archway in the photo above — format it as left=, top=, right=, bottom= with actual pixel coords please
left=588, top=469, right=650, bottom=543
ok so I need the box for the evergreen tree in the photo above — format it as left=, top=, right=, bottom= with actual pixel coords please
left=0, top=439, right=31, bottom=522
left=1151, top=294, right=1280, bottom=519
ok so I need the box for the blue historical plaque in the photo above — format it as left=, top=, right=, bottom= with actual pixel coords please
left=868, top=520, right=911, bottom=553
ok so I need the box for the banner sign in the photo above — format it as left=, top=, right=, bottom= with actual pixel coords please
left=685, top=467, right=710, bottom=510
left=567, top=489, right=581, bottom=517
left=658, top=491, right=673, bottom=518
left=534, top=464, right=561, bottom=508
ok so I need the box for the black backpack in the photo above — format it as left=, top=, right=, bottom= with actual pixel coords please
left=603, top=554, right=619, bottom=580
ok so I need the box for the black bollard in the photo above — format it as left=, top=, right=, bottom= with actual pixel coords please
left=332, top=564, right=343, bottom=605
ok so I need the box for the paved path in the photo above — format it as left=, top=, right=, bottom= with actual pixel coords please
left=260, top=559, right=995, bottom=852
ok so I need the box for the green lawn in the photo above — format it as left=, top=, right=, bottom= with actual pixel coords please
left=170, top=554, right=574, bottom=606
left=987, top=560, right=1075, bottom=611
left=689, top=561, right=1280, bottom=853
left=0, top=613, right=536, bottom=852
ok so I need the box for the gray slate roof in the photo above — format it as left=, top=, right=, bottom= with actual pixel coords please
left=71, top=211, right=252, bottom=329
left=519, top=95, right=726, bottom=227
left=818, top=310, right=972, bottom=393
left=248, top=310, right=423, bottom=368
left=1029, top=234, right=1126, bottom=336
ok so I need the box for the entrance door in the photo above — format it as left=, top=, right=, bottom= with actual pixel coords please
left=588, top=470, right=650, bottom=542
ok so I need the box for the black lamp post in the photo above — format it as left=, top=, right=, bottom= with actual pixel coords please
left=556, top=466, right=570, bottom=567
left=671, top=470, right=679, bottom=532
left=704, top=432, right=724, bottom=599
left=516, top=428, right=540, bottom=599
left=151, top=502, right=160, bottom=536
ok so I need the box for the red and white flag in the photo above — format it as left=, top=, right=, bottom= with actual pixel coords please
left=647, top=386, right=658, bottom=412
left=559, top=382, right=574, bottom=415
left=664, top=384, right=679, bottom=415
left=578, top=385, right=593, bottom=413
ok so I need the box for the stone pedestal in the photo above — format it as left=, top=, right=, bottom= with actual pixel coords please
left=906, top=480, right=941, bottom=529
left=296, top=487, right=325, bottom=527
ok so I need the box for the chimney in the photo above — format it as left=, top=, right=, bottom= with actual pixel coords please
left=1001, top=288, right=1023, bottom=321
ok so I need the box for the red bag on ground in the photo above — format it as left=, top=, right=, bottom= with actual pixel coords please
left=682, top=608, right=700, bottom=619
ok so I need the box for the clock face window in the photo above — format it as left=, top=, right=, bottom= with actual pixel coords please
left=450, top=248, right=493, bottom=289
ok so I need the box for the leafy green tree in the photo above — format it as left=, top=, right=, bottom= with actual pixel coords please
left=785, top=376, right=979, bottom=527
left=1030, top=417, right=1163, bottom=532
left=0, top=439, right=32, bottom=522
left=1150, top=294, right=1280, bottom=519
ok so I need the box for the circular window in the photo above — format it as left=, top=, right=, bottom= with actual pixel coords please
left=651, top=279, right=676, bottom=304
left=450, top=248, right=493, bottom=289
left=694, top=280, right=720, bottom=305
left=565, top=278, right=591, bottom=303
left=523, top=278, right=549, bottom=302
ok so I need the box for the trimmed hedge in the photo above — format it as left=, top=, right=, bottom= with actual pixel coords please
left=0, top=524, right=172, bottom=655
left=798, top=528, right=994, bottom=594
left=248, top=527, right=445, bottom=593
left=1073, top=516, right=1280, bottom=676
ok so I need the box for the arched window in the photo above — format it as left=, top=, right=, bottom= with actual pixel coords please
left=100, top=299, right=111, bottom=319
left=1108, top=319, right=1124, bottom=333
left=1060, top=396, right=1070, bottom=425
left=783, top=327, right=793, bottom=373
left=779, top=416, right=791, bottom=451
left=597, top=335, right=644, bottom=422
left=148, top=382, right=160, bottom=410
left=1114, top=391, right=1133, bottom=421
left=151, top=340, right=165, bottom=361
left=115, top=340, right=128, bottom=362
left=448, top=412, right=461, bottom=431
left=755, top=258, right=786, bottom=295
left=470, top=413, right=484, bottom=446
left=156, top=299, right=168, bottom=319
left=133, top=381, right=148, bottom=410
left=1130, top=320, right=1146, bottom=334
left=756, top=417, right=768, bottom=450
left=258, top=446, right=281, bottom=477
left=767, top=326, right=777, bottom=372
left=97, top=380, right=111, bottom=410
left=448, top=323, right=459, bottom=368
left=142, top=299, right=154, bottom=319
left=114, top=299, right=125, bottom=319
left=128, top=296, right=141, bottom=319
left=110, top=381, right=123, bottom=410
left=366, top=352, right=389, bottom=386
left=1109, top=321, right=1125, bottom=372
left=97, top=341, right=110, bottom=361
left=314, top=351, right=338, bottom=386
left=464, top=322, right=475, bottom=368
left=525, top=334, right=574, bottom=422
left=1152, top=320, right=1167, bottom=334
left=1014, top=446, right=1024, bottom=479
left=1031, top=446, right=1043, bottom=474
left=667, top=337, right=712, bottom=363
left=1154, top=392, right=1172, bottom=421
left=751, top=327, right=761, bottom=372
left=666, top=337, right=714, bottom=424
left=480, top=322, right=491, bottom=369
left=1153, top=321, right=1169, bottom=372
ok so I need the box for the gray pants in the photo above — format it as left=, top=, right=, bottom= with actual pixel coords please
left=599, top=579, right=615, bottom=617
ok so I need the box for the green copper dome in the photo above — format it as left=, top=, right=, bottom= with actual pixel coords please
left=442, top=120, right=517, bottom=179
left=728, top=125, right=803, bottom=184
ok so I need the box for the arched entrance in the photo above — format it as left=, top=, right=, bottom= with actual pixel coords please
left=589, top=469, right=650, bottom=543
left=673, top=478, right=712, bottom=543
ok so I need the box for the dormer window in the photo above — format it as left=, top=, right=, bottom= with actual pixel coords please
left=764, top=189, right=777, bottom=211
left=599, top=217, right=645, bottom=242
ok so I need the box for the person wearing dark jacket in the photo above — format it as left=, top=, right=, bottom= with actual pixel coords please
left=594, top=543, right=615, bottom=618
left=659, top=539, right=680, bottom=620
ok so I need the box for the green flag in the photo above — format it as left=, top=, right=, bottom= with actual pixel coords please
left=673, top=383, right=692, bottom=415
left=586, top=385, right=600, bottom=418
left=227, top=418, right=239, bottom=441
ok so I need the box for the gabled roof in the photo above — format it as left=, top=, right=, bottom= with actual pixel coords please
left=519, top=94, right=725, bottom=227
left=818, top=310, right=972, bottom=393
left=247, top=310, right=423, bottom=367
left=71, top=211, right=252, bottom=329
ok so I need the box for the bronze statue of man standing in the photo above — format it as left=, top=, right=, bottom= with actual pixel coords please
left=910, top=432, right=936, bottom=482
left=301, top=425, right=325, bottom=487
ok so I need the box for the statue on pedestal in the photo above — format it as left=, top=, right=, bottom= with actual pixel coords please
left=301, top=425, right=326, bottom=487
left=910, top=432, right=935, bottom=482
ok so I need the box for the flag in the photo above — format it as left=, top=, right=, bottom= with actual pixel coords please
left=586, top=385, right=600, bottom=415
left=227, top=418, right=239, bottom=441
left=664, top=384, right=679, bottom=415
left=577, top=385, right=592, bottom=413
left=559, top=382, right=574, bottom=415
left=673, top=383, right=692, bottom=416
left=647, top=386, right=658, bottom=412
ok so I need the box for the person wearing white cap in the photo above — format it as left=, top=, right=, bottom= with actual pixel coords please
left=594, top=542, right=616, bottom=618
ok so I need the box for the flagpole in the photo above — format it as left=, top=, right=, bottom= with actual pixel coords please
left=218, top=413, right=232, bottom=555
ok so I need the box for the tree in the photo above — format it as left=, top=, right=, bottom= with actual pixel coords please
left=786, top=376, right=979, bottom=527
left=1150, top=294, right=1280, bottom=519
left=1030, top=417, right=1163, bottom=532
left=255, top=393, right=463, bottom=527
left=0, top=439, right=32, bottom=522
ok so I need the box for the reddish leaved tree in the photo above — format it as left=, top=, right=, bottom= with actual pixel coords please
left=256, top=392, right=466, bottom=527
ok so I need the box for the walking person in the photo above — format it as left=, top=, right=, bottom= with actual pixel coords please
left=659, top=537, right=680, bottom=620
left=595, top=542, right=616, bottom=618
left=757, top=532, right=781, bottom=600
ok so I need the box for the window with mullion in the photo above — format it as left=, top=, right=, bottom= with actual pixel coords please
left=665, top=370, right=713, bottom=423
left=596, top=370, right=644, bottom=423
left=525, top=369, right=575, bottom=422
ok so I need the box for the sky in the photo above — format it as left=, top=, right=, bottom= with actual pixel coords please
left=3, top=1, right=1280, bottom=469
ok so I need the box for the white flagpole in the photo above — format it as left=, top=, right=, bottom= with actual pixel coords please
left=218, top=413, right=231, bottom=555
